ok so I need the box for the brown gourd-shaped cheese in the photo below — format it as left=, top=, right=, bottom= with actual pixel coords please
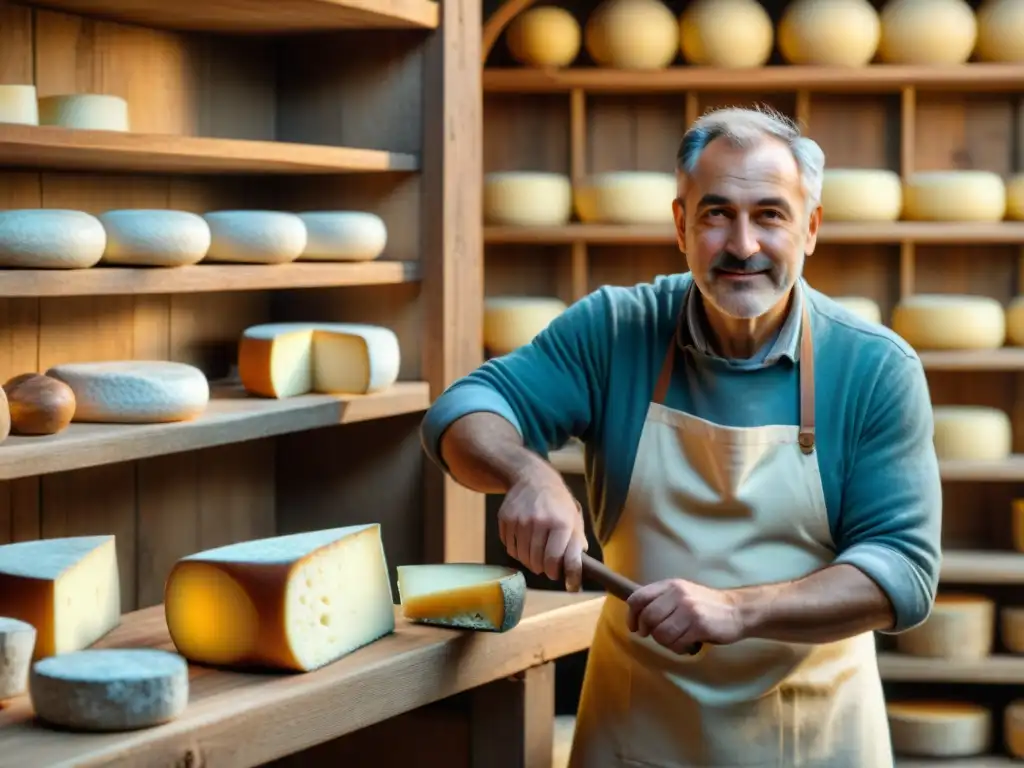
left=3, top=373, right=75, bottom=435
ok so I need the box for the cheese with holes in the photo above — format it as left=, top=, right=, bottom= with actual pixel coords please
left=574, top=172, right=676, bottom=224
left=164, top=525, right=395, bottom=671
left=585, top=0, right=678, bottom=69
left=1001, top=607, right=1024, bottom=653
left=484, top=296, right=568, bottom=355
left=891, top=294, right=1006, bottom=350
left=0, top=536, right=120, bottom=660
left=296, top=212, right=387, bottom=262
left=895, top=594, right=994, bottom=659
left=38, top=94, right=129, bottom=132
left=484, top=172, right=573, bottom=227
left=98, top=210, right=210, bottom=267
left=0, top=618, right=35, bottom=700
left=878, top=0, right=977, bottom=65
left=46, top=361, right=209, bottom=423
left=778, top=0, right=880, bottom=67
left=0, top=209, right=106, bottom=269
left=1007, top=700, right=1024, bottom=758
left=830, top=297, right=882, bottom=325
left=238, top=322, right=400, bottom=398
left=888, top=701, right=991, bottom=757
left=203, top=211, right=306, bottom=264
left=680, top=0, right=773, bottom=68
left=903, top=171, right=1006, bottom=221
left=932, top=406, right=1012, bottom=462
left=1006, top=175, right=1024, bottom=220
left=397, top=564, right=526, bottom=632
left=0, top=85, right=38, bottom=125
left=506, top=7, right=581, bottom=68
left=3, top=373, right=76, bottom=436
left=821, top=169, right=902, bottom=221
left=976, top=0, right=1024, bottom=62
left=30, top=648, right=188, bottom=732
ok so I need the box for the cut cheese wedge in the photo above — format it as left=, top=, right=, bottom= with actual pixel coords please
left=887, top=701, right=991, bottom=757
left=894, top=593, right=994, bottom=659
left=397, top=563, right=526, bottom=632
left=0, top=617, right=36, bottom=700
left=932, top=406, right=1012, bottom=462
left=164, top=524, right=395, bottom=672
left=1007, top=699, right=1024, bottom=758
left=0, top=209, right=106, bottom=269
left=238, top=322, right=401, bottom=398
left=0, top=535, right=120, bottom=660
left=891, top=294, right=1005, bottom=350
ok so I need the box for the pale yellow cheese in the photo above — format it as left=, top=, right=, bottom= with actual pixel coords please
left=484, top=172, right=573, bottom=227
left=1006, top=699, right=1024, bottom=758
left=878, top=0, right=977, bottom=65
left=397, top=563, right=526, bottom=633
left=887, top=701, right=991, bottom=757
left=903, top=171, right=1006, bottom=222
left=506, top=8, right=581, bottom=68
left=932, top=406, right=1012, bottom=462
left=891, top=294, right=1005, bottom=350
left=778, top=0, right=880, bottom=67
left=38, top=94, right=129, bottom=132
left=821, top=169, right=902, bottom=221
left=895, top=593, right=994, bottom=659
left=0, top=85, right=38, bottom=126
left=976, top=0, right=1024, bottom=63
left=574, top=172, right=676, bottom=224
left=1000, top=607, right=1024, bottom=653
left=0, top=536, right=120, bottom=660
left=680, top=0, right=773, bottom=68
left=830, top=296, right=882, bottom=325
left=585, top=0, right=679, bottom=70
left=484, top=296, right=568, bottom=355
left=1006, top=174, right=1024, bottom=220
left=0, top=618, right=35, bottom=700
left=164, top=525, right=395, bottom=672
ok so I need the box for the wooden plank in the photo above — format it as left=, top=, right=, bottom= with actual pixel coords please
left=941, top=551, right=1024, bottom=583
left=916, top=350, right=1024, bottom=371
left=0, top=590, right=605, bottom=768
left=470, top=662, right=555, bottom=768
left=879, top=652, right=1024, bottom=683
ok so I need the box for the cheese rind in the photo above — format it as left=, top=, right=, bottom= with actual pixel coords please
left=895, top=593, right=994, bottom=659
left=98, top=210, right=210, bottom=267
left=680, top=0, right=773, bottom=68
left=585, top=0, right=679, bottom=70
left=203, top=211, right=307, bottom=264
left=30, top=649, right=188, bottom=732
left=0, top=209, right=106, bottom=269
left=821, top=169, right=902, bottom=221
left=397, top=563, right=526, bottom=633
left=296, top=212, right=387, bottom=262
left=0, top=85, right=39, bottom=126
left=903, top=171, right=1007, bottom=222
left=778, top=0, right=880, bottom=67
left=484, top=296, right=568, bottom=356
left=3, top=373, right=76, bottom=435
left=574, top=172, right=676, bottom=224
left=37, top=94, right=130, bottom=132
left=932, top=406, right=1012, bottom=462
left=0, top=618, right=36, bottom=700
left=974, top=0, right=1024, bottom=63
left=891, top=294, right=1006, bottom=350
left=484, top=172, right=573, bottom=227
left=506, top=7, right=581, bottom=68
left=887, top=701, right=991, bottom=757
left=878, top=0, right=977, bottom=65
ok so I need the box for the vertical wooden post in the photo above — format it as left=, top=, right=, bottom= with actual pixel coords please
left=470, top=662, right=557, bottom=768
left=899, top=87, right=917, bottom=299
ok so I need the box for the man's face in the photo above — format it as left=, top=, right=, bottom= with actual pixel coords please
left=672, top=136, right=821, bottom=319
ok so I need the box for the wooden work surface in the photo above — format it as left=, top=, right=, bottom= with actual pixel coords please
left=0, top=589, right=604, bottom=768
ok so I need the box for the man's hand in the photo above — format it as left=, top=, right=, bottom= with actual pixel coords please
left=626, top=578, right=744, bottom=653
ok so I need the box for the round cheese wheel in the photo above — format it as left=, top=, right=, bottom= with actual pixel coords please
left=1007, top=699, right=1024, bottom=758
left=0, top=617, right=35, bottom=701
left=932, top=405, right=1012, bottom=462
left=891, top=294, right=1006, bottom=350
left=1006, top=296, right=1024, bottom=346
left=574, top=172, right=676, bottom=224
left=484, top=296, right=567, bottom=355
left=552, top=714, right=575, bottom=768
left=903, top=171, right=1006, bottom=222
left=203, top=211, right=307, bottom=264
left=1006, top=174, right=1024, bottom=220
left=484, top=172, right=572, bottom=226
left=879, top=0, right=977, bottom=65
left=1000, top=607, right=1024, bottom=653
left=680, top=0, right=773, bottom=68
left=0, top=209, right=106, bottom=269
left=778, top=0, right=880, bottom=67
left=0, top=85, right=38, bottom=126
left=2, top=373, right=76, bottom=436
left=37, top=94, right=130, bottom=132
left=584, top=0, right=679, bottom=70
left=976, top=0, right=1024, bottom=62
left=821, top=169, right=902, bottom=221
left=830, top=296, right=882, bottom=325
left=887, top=701, right=991, bottom=758
left=296, top=212, right=387, bottom=261
left=98, top=210, right=210, bottom=267
left=895, top=593, right=994, bottom=659
left=506, top=7, right=581, bottom=68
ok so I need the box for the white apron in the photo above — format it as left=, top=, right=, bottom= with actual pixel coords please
left=568, top=298, right=894, bottom=768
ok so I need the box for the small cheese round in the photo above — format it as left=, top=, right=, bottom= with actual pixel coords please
left=0, top=617, right=35, bottom=701
left=1007, top=699, right=1024, bottom=758
left=30, top=648, right=188, bottom=732
left=584, top=0, right=679, bottom=70
left=574, top=172, right=676, bottom=224
left=98, top=210, right=210, bottom=267
left=37, top=94, right=130, bottom=132
left=680, top=0, right=773, bottom=68
left=203, top=211, right=307, bottom=264
left=296, top=211, right=387, bottom=262
left=887, top=701, right=991, bottom=757
left=0, top=209, right=106, bottom=269
left=891, top=294, right=1006, bottom=350
left=895, top=593, right=994, bottom=659
left=821, top=169, right=902, bottom=221
left=878, top=0, right=977, bottom=65
left=830, top=296, right=882, bottom=325
left=2, top=373, right=76, bottom=436
left=484, top=172, right=572, bottom=226
left=484, top=296, right=567, bottom=355
left=1006, top=174, right=1024, bottom=220
left=932, top=406, right=1012, bottom=462
left=0, top=85, right=38, bottom=126
left=1006, top=296, right=1024, bottom=346
left=1000, top=607, right=1024, bottom=653
left=506, top=7, right=581, bottom=68
left=976, top=0, right=1024, bottom=62
left=778, top=0, right=880, bottom=67
left=903, top=171, right=1006, bottom=222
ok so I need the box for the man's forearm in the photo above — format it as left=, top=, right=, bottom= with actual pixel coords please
left=438, top=412, right=549, bottom=494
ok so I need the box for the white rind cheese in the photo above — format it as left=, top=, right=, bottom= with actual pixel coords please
left=98, top=210, right=210, bottom=267
left=574, top=172, right=676, bottom=224
left=585, top=0, right=679, bottom=70
left=829, top=297, right=882, bottom=325
left=820, top=169, right=902, bottom=221
left=891, top=294, right=1006, bottom=350
left=296, top=211, right=387, bottom=262
left=975, top=0, right=1024, bottom=63
left=0, top=617, right=36, bottom=700
left=397, top=563, right=526, bottom=633
left=506, top=7, right=581, bottom=68
left=1006, top=699, right=1024, bottom=758
left=37, top=94, right=130, bottom=132
left=778, top=0, right=880, bottom=67
left=484, top=172, right=573, bottom=227
left=203, top=211, right=307, bottom=264
left=484, top=296, right=568, bottom=355
left=903, top=171, right=1007, bottom=222
left=0, top=209, right=106, bottom=269
left=878, top=0, right=978, bottom=65
left=0, top=85, right=39, bottom=125
left=887, top=701, right=991, bottom=757
left=895, top=594, right=994, bottom=659
left=680, top=0, right=773, bottom=68
left=932, top=406, right=1012, bottom=462
left=30, top=649, right=188, bottom=732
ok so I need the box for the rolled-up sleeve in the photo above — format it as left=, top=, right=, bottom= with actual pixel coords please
left=832, top=348, right=942, bottom=633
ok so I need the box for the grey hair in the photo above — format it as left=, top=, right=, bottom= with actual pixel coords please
left=676, top=105, right=825, bottom=212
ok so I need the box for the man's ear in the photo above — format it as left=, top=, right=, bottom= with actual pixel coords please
left=805, top=203, right=823, bottom=256
left=672, top=197, right=685, bottom=253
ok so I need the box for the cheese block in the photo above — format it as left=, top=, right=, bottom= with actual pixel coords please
left=553, top=714, right=576, bottom=768
left=484, top=172, right=573, bottom=227
left=46, top=361, right=209, bottom=423
left=484, top=296, right=568, bottom=355
left=164, top=524, right=395, bottom=672
left=0, top=209, right=106, bottom=269
left=238, top=322, right=400, bottom=398
left=891, top=294, right=1005, bottom=350
left=932, top=406, right=1012, bottom=462
left=98, top=210, right=210, bottom=267
left=38, top=94, right=130, bottom=132
left=584, top=0, right=679, bottom=70
left=3, top=373, right=76, bottom=436
left=976, top=0, right=1024, bottom=63
left=778, top=0, right=880, bottom=67
left=830, top=297, right=882, bottom=325
left=506, top=7, right=581, bottom=68
left=1007, top=699, right=1024, bottom=758
left=0, top=535, right=120, bottom=660
left=895, top=593, right=994, bottom=659
left=296, top=211, right=387, bottom=262
left=30, top=648, right=188, bottom=732
left=202, top=211, right=307, bottom=264
left=820, top=169, right=902, bottom=221
left=680, top=0, right=773, bottom=68
left=1006, top=296, right=1024, bottom=346
left=0, top=618, right=36, bottom=700
left=0, top=85, right=38, bottom=125
left=878, top=0, right=977, bottom=65
left=1006, top=174, right=1024, bottom=220
left=903, top=171, right=1007, bottom=222
left=1001, top=607, right=1024, bottom=653
left=574, top=172, right=676, bottom=224
left=397, top=563, right=526, bottom=632
left=887, top=701, right=991, bottom=757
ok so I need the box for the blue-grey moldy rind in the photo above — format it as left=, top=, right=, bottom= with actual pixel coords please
left=413, top=569, right=527, bottom=633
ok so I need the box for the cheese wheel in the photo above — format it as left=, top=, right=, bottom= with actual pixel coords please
left=97, top=210, right=210, bottom=267
left=1001, top=607, right=1024, bottom=653
left=37, top=94, right=130, bottom=132
left=45, top=361, right=209, bottom=424
left=976, top=0, right=1024, bottom=63
left=830, top=296, right=882, bottom=325
left=932, top=406, right=1012, bottom=462
left=506, top=7, right=581, bottom=68
left=0, top=209, right=106, bottom=269
left=887, top=701, right=991, bottom=757
left=553, top=714, right=576, bottom=768
left=1007, top=700, right=1024, bottom=758
left=1006, top=296, right=1024, bottom=346
left=903, top=171, right=1006, bottom=222
left=584, top=0, right=679, bottom=70
left=202, top=211, right=307, bottom=264
left=397, top=564, right=526, bottom=632
left=238, top=322, right=400, bottom=398
left=3, top=373, right=76, bottom=436
left=680, top=0, right=773, bottom=68
left=0, top=85, right=38, bottom=126
left=164, top=525, right=395, bottom=671
left=1013, top=499, right=1024, bottom=553
left=1006, top=174, right=1024, bottom=220
left=574, top=172, right=676, bottom=224
left=821, top=169, right=902, bottom=221
left=778, top=0, right=880, bottom=67
left=895, top=593, right=994, bottom=659
left=0, top=618, right=35, bottom=701
left=0, top=386, right=9, bottom=445
left=296, top=212, right=387, bottom=262
left=484, top=172, right=572, bottom=226
left=891, top=294, right=1005, bottom=350
left=878, top=0, right=977, bottom=65
left=484, top=296, right=567, bottom=355
left=30, top=649, right=188, bottom=732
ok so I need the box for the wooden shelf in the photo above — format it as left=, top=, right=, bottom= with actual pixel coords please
left=0, top=124, right=418, bottom=175
left=879, top=652, right=1024, bottom=683
left=0, top=382, right=430, bottom=481
left=941, top=551, right=1024, bottom=584
left=0, top=590, right=603, bottom=768
left=917, top=350, right=1024, bottom=371
left=898, top=760, right=1014, bottom=768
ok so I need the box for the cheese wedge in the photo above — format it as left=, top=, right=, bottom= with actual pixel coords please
left=0, top=617, right=36, bottom=700
left=164, top=525, right=395, bottom=672
left=397, top=563, right=526, bottom=632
